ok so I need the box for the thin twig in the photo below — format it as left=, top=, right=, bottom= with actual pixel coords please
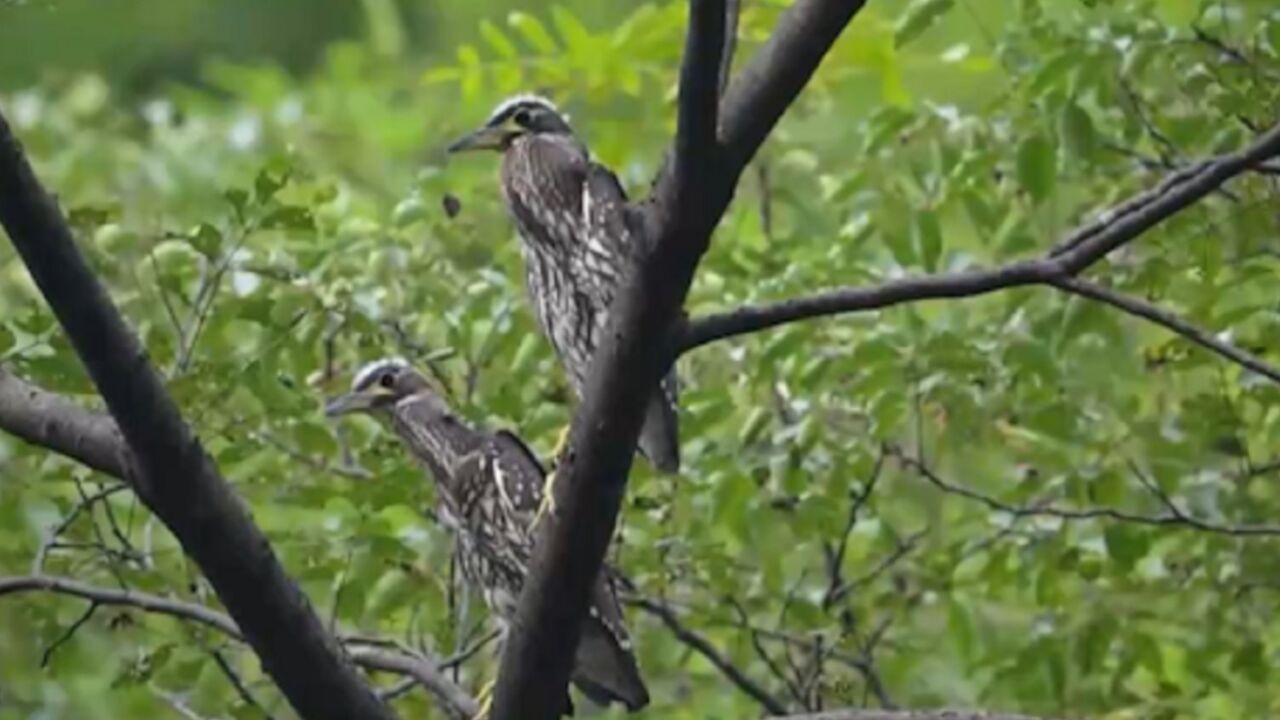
left=630, top=594, right=789, bottom=715
left=1053, top=277, right=1280, bottom=384
left=891, top=447, right=1280, bottom=537
left=210, top=649, right=277, bottom=719
left=0, top=575, right=474, bottom=718
left=40, top=600, right=98, bottom=667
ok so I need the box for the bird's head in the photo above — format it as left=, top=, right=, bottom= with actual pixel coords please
left=324, top=358, right=441, bottom=418
left=446, top=94, right=572, bottom=154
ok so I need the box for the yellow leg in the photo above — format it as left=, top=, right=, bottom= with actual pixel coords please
left=473, top=679, right=495, bottom=719
left=532, top=426, right=570, bottom=527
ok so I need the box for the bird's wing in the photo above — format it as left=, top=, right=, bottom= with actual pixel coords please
left=488, top=429, right=547, bottom=518
left=584, top=162, right=642, bottom=258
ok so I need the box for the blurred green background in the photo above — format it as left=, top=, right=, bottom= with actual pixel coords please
left=0, top=0, right=640, bottom=93
left=1, top=1, right=1279, bottom=719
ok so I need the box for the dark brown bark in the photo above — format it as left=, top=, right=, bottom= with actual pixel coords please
left=489, top=2, right=867, bottom=718
left=0, top=109, right=396, bottom=720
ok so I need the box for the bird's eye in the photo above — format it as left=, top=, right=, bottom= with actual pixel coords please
left=379, top=373, right=396, bottom=389
left=513, top=109, right=532, bottom=126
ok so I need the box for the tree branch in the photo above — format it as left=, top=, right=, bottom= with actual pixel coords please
left=681, top=120, right=1280, bottom=353
left=771, top=711, right=1050, bottom=720
left=491, top=2, right=866, bottom=717
left=0, top=366, right=127, bottom=477
left=891, top=447, right=1280, bottom=537
left=0, top=574, right=476, bottom=719
left=630, top=595, right=789, bottom=715
left=0, top=110, right=393, bottom=720
left=1052, top=277, right=1280, bottom=384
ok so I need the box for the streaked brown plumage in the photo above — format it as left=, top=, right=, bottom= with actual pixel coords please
left=325, top=358, right=649, bottom=713
left=447, top=94, right=680, bottom=474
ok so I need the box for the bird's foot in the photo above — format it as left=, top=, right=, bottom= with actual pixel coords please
left=532, top=469, right=558, bottom=528
left=532, top=425, right=570, bottom=528
left=550, top=424, right=570, bottom=458
left=472, top=679, right=495, bottom=719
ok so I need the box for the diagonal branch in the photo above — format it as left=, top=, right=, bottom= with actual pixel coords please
left=681, top=121, right=1280, bottom=360
left=0, top=575, right=477, bottom=719
left=630, top=595, right=789, bottom=715
left=0, top=110, right=393, bottom=720
left=1052, top=277, right=1280, bottom=384
left=491, top=3, right=866, bottom=718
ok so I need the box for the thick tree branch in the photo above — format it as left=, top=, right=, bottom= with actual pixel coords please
left=0, top=110, right=393, bottom=720
left=491, top=3, right=865, bottom=718
left=718, top=0, right=869, bottom=171
left=630, top=595, right=789, bottom=715
left=0, top=575, right=476, bottom=719
left=681, top=121, right=1280, bottom=358
left=0, top=367, right=127, bottom=477
left=717, top=0, right=741, bottom=96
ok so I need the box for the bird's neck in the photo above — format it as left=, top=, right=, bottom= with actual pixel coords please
left=389, top=399, right=481, bottom=493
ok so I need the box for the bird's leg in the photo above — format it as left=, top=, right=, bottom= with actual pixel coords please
left=532, top=425, right=570, bottom=527
left=472, top=678, right=495, bottom=719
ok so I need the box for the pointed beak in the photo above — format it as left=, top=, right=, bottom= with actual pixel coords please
left=446, top=125, right=508, bottom=154
left=324, top=391, right=378, bottom=417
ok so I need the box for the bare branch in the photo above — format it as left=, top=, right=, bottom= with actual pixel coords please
left=210, top=649, right=278, bottom=720
left=348, top=648, right=479, bottom=720
left=681, top=121, right=1280, bottom=352
left=40, top=600, right=98, bottom=668
left=0, top=574, right=476, bottom=719
left=891, top=447, right=1280, bottom=537
left=0, top=110, right=393, bottom=720
left=630, top=595, right=789, bottom=715
left=1053, top=277, right=1280, bottom=384
left=0, top=366, right=127, bottom=477
left=0, top=575, right=243, bottom=638
left=771, top=711, right=1051, bottom=720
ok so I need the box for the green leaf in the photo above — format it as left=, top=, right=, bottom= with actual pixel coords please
left=895, top=0, right=955, bottom=48
left=911, top=209, right=942, bottom=271
left=1104, top=525, right=1149, bottom=570
left=480, top=20, right=517, bottom=59
left=1058, top=101, right=1097, bottom=161
left=508, top=11, right=557, bottom=53
left=1016, top=134, right=1057, bottom=202
left=187, top=223, right=223, bottom=259
left=254, top=168, right=288, bottom=204
left=262, top=205, right=315, bottom=231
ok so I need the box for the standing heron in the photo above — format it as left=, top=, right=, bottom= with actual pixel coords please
left=446, top=94, right=680, bottom=475
left=325, top=358, right=649, bottom=716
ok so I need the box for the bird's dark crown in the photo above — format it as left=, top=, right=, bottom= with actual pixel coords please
left=350, top=358, right=434, bottom=401
left=484, top=94, right=573, bottom=135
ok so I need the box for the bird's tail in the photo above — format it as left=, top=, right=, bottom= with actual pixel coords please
left=637, top=369, right=680, bottom=474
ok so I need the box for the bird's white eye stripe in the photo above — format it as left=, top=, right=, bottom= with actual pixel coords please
left=351, top=356, right=411, bottom=390
left=487, top=93, right=559, bottom=125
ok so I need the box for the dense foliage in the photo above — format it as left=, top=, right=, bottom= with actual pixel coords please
left=1, top=1, right=1278, bottom=718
